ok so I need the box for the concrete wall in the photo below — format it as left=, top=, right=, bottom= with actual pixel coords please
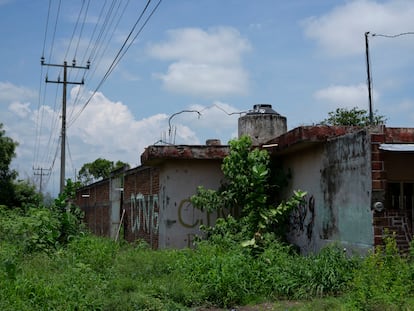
left=238, top=113, right=287, bottom=146
left=158, top=160, right=225, bottom=248
left=76, top=159, right=225, bottom=249
left=283, top=130, right=373, bottom=254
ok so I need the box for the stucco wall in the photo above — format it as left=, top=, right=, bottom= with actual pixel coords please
left=284, top=130, right=373, bottom=254
left=158, top=160, right=225, bottom=248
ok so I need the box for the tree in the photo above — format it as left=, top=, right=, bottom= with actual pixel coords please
left=191, top=135, right=306, bottom=253
left=0, top=123, right=18, bottom=207
left=320, top=107, right=386, bottom=126
left=77, top=158, right=129, bottom=185
left=11, top=179, right=43, bottom=210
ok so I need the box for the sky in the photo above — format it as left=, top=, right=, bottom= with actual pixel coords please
left=1, top=0, right=414, bottom=196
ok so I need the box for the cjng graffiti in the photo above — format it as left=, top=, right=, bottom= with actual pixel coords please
left=130, top=193, right=159, bottom=234
left=178, top=198, right=236, bottom=228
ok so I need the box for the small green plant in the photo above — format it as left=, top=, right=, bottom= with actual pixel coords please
left=52, top=179, right=86, bottom=244
left=320, top=107, right=386, bottom=126
left=192, top=135, right=306, bottom=254
left=347, top=231, right=412, bottom=310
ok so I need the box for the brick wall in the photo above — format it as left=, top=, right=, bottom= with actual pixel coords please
left=371, top=127, right=414, bottom=252
left=374, top=210, right=412, bottom=253
left=75, top=166, right=160, bottom=248
left=122, top=166, right=159, bottom=248
left=76, top=179, right=111, bottom=237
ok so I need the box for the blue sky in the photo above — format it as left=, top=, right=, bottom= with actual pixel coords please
left=1, top=0, right=414, bottom=196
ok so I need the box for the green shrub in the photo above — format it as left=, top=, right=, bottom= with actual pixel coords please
left=0, top=206, right=60, bottom=253
left=183, top=242, right=258, bottom=307
left=347, top=233, right=412, bottom=310
left=290, top=245, right=358, bottom=299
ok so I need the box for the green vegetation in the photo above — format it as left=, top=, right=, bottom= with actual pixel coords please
left=77, top=157, right=130, bottom=185
left=191, top=135, right=305, bottom=255
left=320, top=107, right=386, bottom=126
left=2, top=223, right=414, bottom=310
left=2, top=133, right=414, bottom=310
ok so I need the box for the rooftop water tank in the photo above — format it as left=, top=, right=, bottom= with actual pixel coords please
left=238, top=104, right=287, bottom=145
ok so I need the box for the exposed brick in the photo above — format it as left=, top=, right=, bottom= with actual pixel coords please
left=374, top=236, right=383, bottom=246
left=372, top=179, right=386, bottom=191
left=76, top=166, right=160, bottom=249
left=385, top=128, right=414, bottom=142
left=373, top=217, right=388, bottom=227
left=371, top=144, right=380, bottom=153
left=372, top=171, right=385, bottom=180
left=371, top=161, right=383, bottom=171
left=371, top=134, right=385, bottom=143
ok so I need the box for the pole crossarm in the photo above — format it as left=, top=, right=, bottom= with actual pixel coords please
left=41, top=58, right=90, bottom=194
left=33, top=167, right=51, bottom=194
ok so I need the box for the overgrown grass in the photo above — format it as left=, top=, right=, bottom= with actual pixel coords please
left=2, top=206, right=414, bottom=310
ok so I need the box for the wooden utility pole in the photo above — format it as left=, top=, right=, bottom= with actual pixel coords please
left=365, top=32, right=374, bottom=125
left=33, top=167, right=51, bottom=194
left=41, top=58, right=90, bottom=194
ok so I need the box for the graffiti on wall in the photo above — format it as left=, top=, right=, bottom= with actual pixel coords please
left=130, top=193, right=159, bottom=234
left=290, top=195, right=315, bottom=241
left=177, top=198, right=235, bottom=229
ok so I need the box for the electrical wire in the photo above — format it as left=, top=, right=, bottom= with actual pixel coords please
left=73, top=0, right=91, bottom=61
left=43, top=135, right=61, bottom=189
left=66, top=135, right=76, bottom=181
left=41, top=0, right=52, bottom=59
left=46, top=0, right=61, bottom=69
left=64, top=0, right=86, bottom=61
left=38, top=0, right=163, bottom=192
left=69, top=0, right=131, bottom=121
left=69, top=0, right=162, bottom=127
left=34, top=0, right=54, bottom=170
left=372, top=32, right=414, bottom=38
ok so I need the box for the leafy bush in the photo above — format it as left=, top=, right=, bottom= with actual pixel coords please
left=348, top=232, right=413, bottom=310
left=0, top=206, right=60, bottom=253
left=192, top=135, right=306, bottom=254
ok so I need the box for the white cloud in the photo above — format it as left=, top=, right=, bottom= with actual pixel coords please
left=155, top=62, right=248, bottom=96
left=168, top=101, right=241, bottom=144
left=302, top=0, right=414, bottom=57
left=0, top=82, right=36, bottom=102
left=314, top=83, right=379, bottom=109
left=148, top=27, right=251, bottom=97
left=8, top=101, right=31, bottom=118
left=2, top=81, right=242, bottom=195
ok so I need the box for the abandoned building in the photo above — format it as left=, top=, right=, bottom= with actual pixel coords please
left=76, top=104, right=414, bottom=253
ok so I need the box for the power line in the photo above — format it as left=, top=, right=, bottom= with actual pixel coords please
left=69, top=0, right=162, bottom=127
left=64, top=0, right=87, bottom=62
left=74, top=0, right=91, bottom=61
left=46, top=0, right=62, bottom=71
left=33, top=167, right=51, bottom=194
left=41, top=59, right=90, bottom=194
left=69, top=0, right=131, bottom=121
left=372, top=32, right=414, bottom=38
left=364, top=31, right=414, bottom=124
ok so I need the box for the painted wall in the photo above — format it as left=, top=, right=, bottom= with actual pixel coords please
left=283, top=130, right=374, bottom=254
left=158, top=160, right=225, bottom=248
left=122, top=167, right=159, bottom=248
left=76, top=160, right=225, bottom=249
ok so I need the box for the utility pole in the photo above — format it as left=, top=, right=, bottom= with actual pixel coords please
left=365, top=32, right=374, bottom=125
left=33, top=167, right=51, bottom=194
left=41, top=58, right=90, bottom=194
